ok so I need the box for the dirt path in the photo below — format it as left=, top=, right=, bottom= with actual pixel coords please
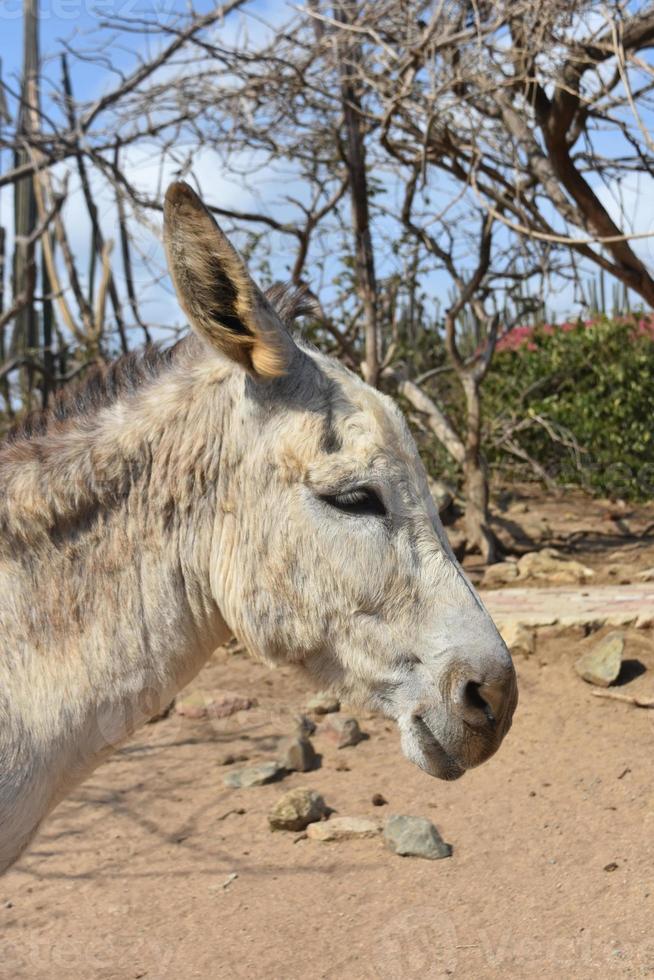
left=2, top=616, right=653, bottom=980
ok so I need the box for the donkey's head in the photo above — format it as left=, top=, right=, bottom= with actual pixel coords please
left=164, top=182, right=517, bottom=780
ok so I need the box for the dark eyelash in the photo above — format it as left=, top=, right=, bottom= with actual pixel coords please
left=320, top=488, right=386, bottom=518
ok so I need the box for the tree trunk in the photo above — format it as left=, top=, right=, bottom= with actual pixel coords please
left=11, top=0, right=39, bottom=409
left=334, top=0, right=380, bottom=387
left=41, top=229, right=54, bottom=406
left=397, top=373, right=499, bottom=563
left=0, top=224, right=12, bottom=416
left=462, top=375, right=498, bottom=564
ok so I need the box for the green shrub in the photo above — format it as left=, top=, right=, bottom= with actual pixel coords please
left=483, top=316, right=654, bottom=499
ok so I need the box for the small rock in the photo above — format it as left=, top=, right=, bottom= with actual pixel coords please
left=306, top=693, right=341, bottom=715
left=278, top=735, right=319, bottom=773
left=530, top=518, right=552, bottom=543
left=547, top=567, right=594, bottom=586
left=372, top=793, right=388, bottom=807
left=606, top=563, right=633, bottom=585
left=207, top=693, right=258, bottom=718
left=176, top=690, right=257, bottom=720
left=322, top=716, right=364, bottom=748
left=518, top=548, right=593, bottom=585
left=574, top=631, right=625, bottom=687
left=603, top=500, right=629, bottom=520
left=223, top=761, right=285, bottom=789
left=500, top=621, right=535, bottom=658
left=482, top=561, right=519, bottom=588
left=307, top=817, right=381, bottom=841
left=384, top=815, right=452, bottom=860
left=637, top=567, right=654, bottom=582
left=636, top=613, right=654, bottom=629
left=293, top=714, right=317, bottom=736
left=175, top=690, right=210, bottom=720
left=268, top=788, right=329, bottom=831
left=334, top=760, right=351, bottom=772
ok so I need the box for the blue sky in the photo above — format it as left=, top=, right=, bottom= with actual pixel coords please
left=1, top=0, right=653, bottom=351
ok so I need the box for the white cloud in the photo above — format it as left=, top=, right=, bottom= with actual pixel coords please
left=593, top=172, right=654, bottom=272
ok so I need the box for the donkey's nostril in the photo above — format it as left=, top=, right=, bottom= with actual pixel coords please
left=447, top=652, right=517, bottom=737
left=464, top=681, right=494, bottom=722
left=454, top=678, right=498, bottom=730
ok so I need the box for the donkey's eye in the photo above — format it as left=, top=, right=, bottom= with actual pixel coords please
left=320, top=488, right=386, bottom=518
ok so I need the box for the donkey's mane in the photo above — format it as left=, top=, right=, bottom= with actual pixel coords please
left=4, top=343, right=183, bottom=447
left=3, top=284, right=314, bottom=448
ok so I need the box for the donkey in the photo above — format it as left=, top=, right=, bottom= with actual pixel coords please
left=0, top=182, right=517, bottom=874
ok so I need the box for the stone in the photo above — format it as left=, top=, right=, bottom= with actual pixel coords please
left=223, top=761, right=285, bottom=789
left=268, top=788, right=329, bottom=831
left=306, top=692, right=340, bottom=715
left=482, top=561, right=519, bottom=588
left=637, top=567, right=654, bottom=583
left=541, top=566, right=582, bottom=586
left=174, top=691, right=209, bottom=720
left=636, top=613, right=654, bottom=629
left=293, top=713, right=317, bottom=736
left=372, top=793, right=388, bottom=807
left=176, top=690, right=257, bottom=720
left=606, top=563, right=633, bottom=585
left=384, top=815, right=452, bottom=860
left=206, top=694, right=258, bottom=718
left=278, top=735, right=319, bottom=773
left=306, top=817, right=381, bottom=841
left=500, top=621, right=535, bottom=658
left=322, top=716, right=364, bottom=748
left=517, top=548, right=593, bottom=585
left=574, top=631, right=625, bottom=688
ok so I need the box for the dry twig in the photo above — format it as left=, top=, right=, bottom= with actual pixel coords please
left=591, top=690, right=654, bottom=709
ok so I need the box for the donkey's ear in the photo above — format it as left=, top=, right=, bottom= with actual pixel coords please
left=163, top=181, right=295, bottom=379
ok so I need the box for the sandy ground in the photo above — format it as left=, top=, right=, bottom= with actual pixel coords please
left=471, top=484, right=654, bottom=587
left=2, top=629, right=653, bottom=980
left=1, top=491, right=653, bottom=980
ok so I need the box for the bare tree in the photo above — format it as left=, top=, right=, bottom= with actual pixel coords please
left=0, top=0, right=249, bottom=419
left=347, top=0, right=654, bottom=304
left=2, top=0, right=653, bottom=560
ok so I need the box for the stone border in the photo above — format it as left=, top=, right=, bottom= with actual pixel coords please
left=482, top=584, right=654, bottom=631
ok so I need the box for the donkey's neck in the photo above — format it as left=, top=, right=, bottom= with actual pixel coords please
left=0, top=347, right=237, bottom=767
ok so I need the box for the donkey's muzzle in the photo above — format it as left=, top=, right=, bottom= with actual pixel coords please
left=446, top=655, right=518, bottom=763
